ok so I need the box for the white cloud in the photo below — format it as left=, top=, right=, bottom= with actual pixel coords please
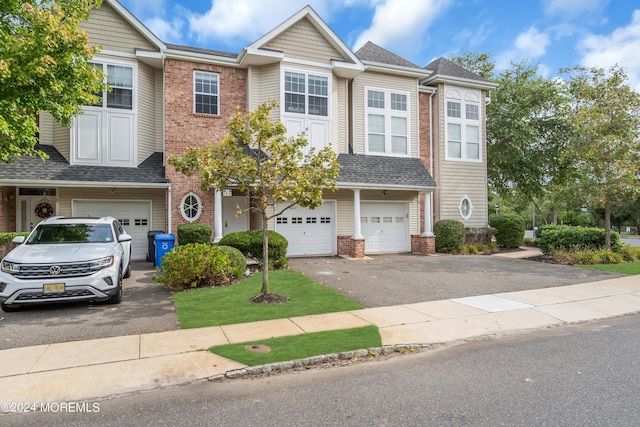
left=544, top=0, right=609, bottom=18
left=187, top=0, right=341, bottom=44
left=496, top=27, right=551, bottom=70
left=148, top=17, right=184, bottom=44
left=353, top=0, right=453, bottom=53
left=579, top=10, right=640, bottom=91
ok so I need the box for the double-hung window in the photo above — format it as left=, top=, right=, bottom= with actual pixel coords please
left=89, top=62, right=133, bottom=110
left=445, top=86, right=481, bottom=162
left=284, top=71, right=328, bottom=116
left=194, top=71, right=219, bottom=115
left=365, top=88, right=409, bottom=156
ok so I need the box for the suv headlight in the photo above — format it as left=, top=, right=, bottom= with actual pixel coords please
left=1, top=260, right=21, bottom=274
left=90, top=256, right=114, bottom=270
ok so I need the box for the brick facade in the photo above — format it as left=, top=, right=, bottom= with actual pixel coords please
left=337, top=235, right=365, bottom=258
left=164, top=59, right=247, bottom=235
left=411, top=235, right=435, bottom=254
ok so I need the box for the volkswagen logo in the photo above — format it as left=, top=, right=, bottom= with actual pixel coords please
left=49, top=266, right=62, bottom=275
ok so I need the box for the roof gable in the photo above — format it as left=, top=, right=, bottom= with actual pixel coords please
left=422, top=57, right=497, bottom=89
left=244, top=6, right=361, bottom=67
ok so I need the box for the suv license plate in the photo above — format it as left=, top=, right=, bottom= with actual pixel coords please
left=44, top=283, right=65, bottom=293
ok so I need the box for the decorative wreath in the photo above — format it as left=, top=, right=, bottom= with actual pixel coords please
left=35, top=202, right=54, bottom=219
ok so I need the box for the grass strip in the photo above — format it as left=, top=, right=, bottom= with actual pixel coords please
left=173, top=270, right=364, bottom=329
left=578, top=261, right=640, bottom=275
left=209, top=325, right=381, bottom=366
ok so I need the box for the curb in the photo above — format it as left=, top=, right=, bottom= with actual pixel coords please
left=217, top=344, right=433, bottom=380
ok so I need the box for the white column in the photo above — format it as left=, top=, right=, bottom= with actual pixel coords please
left=214, top=189, right=223, bottom=243
left=352, top=188, right=363, bottom=239
left=422, top=191, right=434, bottom=236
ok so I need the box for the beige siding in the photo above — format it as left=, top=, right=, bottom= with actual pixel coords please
left=82, top=3, right=156, bottom=54
left=155, top=69, right=164, bottom=152
left=53, top=120, right=71, bottom=161
left=57, top=187, right=166, bottom=230
left=137, top=62, right=157, bottom=163
left=250, top=64, right=280, bottom=116
left=262, top=18, right=350, bottom=64
left=352, top=71, right=419, bottom=157
left=38, top=112, right=54, bottom=146
left=332, top=76, right=349, bottom=153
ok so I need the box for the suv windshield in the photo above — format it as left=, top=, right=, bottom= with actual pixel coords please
left=26, top=224, right=114, bottom=244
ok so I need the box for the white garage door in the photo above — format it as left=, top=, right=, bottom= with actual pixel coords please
left=73, top=200, right=151, bottom=260
left=275, top=201, right=335, bottom=256
left=362, top=202, right=409, bottom=253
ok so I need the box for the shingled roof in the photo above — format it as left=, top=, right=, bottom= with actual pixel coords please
left=0, top=145, right=166, bottom=185
left=423, top=57, right=495, bottom=85
left=337, top=154, right=436, bottom=190
left=165, top=43, right=238, bottom=59
left=355, top=41, right=421, bottom=69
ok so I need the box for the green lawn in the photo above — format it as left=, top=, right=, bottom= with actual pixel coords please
left=209, top=325, right=381, bottom=366
left=172, top=269, right=364, bottom=329
left=578, top=261, right=640, bottom=275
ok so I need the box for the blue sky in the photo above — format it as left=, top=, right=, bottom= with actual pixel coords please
left=119, top=0, right=640, bottom=90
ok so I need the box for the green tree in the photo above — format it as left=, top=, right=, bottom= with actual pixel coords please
left=0, top=0, right=105, bottom=162
left=169, top=100, right=340, bottom=302
left=487, top=61, right=574, bottom=207
left=449, top=49, right=495, bottom=79
left=563, top=65, right=640, bottom=248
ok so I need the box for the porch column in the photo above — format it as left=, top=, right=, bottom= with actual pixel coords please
left=214, top=189, right=223, bottom=243
left=352, top=188, right=363, bottom=239
left=422, top=191, right=434, bottom=236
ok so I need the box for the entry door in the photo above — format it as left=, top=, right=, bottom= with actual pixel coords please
left=18, top=197, right=58, bottom=231
left=222, top=196, right=249, bottom=235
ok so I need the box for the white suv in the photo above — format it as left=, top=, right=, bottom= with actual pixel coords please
left=0, top=216, right=132, bottom=312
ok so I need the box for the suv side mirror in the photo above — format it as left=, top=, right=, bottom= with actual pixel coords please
left=118, top=233, right=132, bottom=243
left=12, top=236, right=25, bottom=244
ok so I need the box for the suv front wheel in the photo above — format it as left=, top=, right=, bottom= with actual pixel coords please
left=103, top=268, right=123, bottom=304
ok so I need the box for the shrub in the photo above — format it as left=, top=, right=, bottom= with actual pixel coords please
left=177, top=223, right=212, bottom=246
left=434, top=220, right=465, bottom=253
left=620, top=245, right=640, bottom=262
left=153, top=243, right=242, bottom=290
left=536, top=225, right=623, bottom=254
left=219, top=230, right=288, bottom=268
left=523, top=237, right=537, bottom=247
left=0, top=232, right=30, bottom=256
left=464, top=227, right=495, bottom=245
left=216, top=245, right=247, bottom=277
left=490, top=214, right=525, bottom=248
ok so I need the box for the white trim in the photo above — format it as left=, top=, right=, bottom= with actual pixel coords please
left=444, top=84, right=483, bottom=163
left=364, top=86, right=411, bottom=158
left=459, top=195, right=474, bottom=221
left=179, top=192, right=202, bottom=222
left=193, top=70, right=220, bottom=116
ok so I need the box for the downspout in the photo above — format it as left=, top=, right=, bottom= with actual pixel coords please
left=429, top=91, right=435, bottom=229
left=167, top=183, right=172, bottom=234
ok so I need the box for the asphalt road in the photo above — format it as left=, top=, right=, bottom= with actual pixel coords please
left=5, top=313, right=640, bottom=426
left=0, top=261, right=179, bottom=350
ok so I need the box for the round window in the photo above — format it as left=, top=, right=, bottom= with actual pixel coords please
left=180, top=192, right=202, bottom=222
left=459, top=196, right=473, bottom=220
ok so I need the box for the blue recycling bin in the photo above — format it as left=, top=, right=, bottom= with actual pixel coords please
left=154, top=233, right=176, bottom=268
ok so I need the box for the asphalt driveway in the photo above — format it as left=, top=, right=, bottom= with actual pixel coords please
left=0, top=261, right=179, bottom=350
left=288, top=253, right=626, bottom=308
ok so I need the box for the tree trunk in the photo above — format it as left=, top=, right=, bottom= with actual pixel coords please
left=604, top=196, right=611, bottom=249
left=261, top=214, right=269, bottom=295
left=552, top=208, right=558, bottom=225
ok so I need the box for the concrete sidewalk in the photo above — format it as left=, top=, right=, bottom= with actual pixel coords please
left=2, top=254, right=640, bottom=404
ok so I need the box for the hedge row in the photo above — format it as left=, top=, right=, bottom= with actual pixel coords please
left=536, top=225, right=622, bottom=254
